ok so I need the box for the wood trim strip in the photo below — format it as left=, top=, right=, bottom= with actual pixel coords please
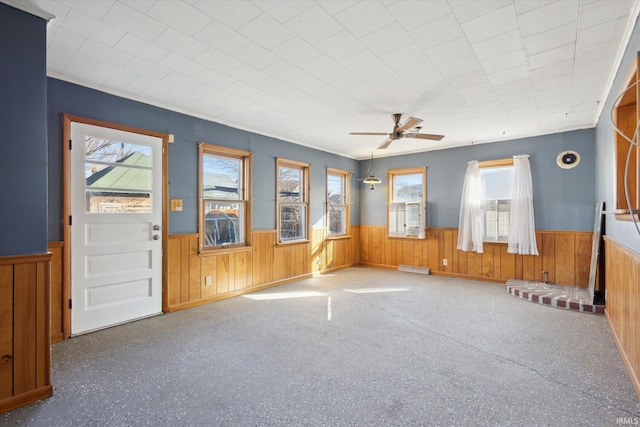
left=0, top=253, right=52, bottom=266
left=0, top=385, right=53, bottom=414
left=478, top=158, right=514, bottom=168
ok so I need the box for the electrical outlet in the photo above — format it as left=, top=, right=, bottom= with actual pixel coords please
left=205, top=275, right=212, bottom=286
left=443, top=259, right=448, bottom=266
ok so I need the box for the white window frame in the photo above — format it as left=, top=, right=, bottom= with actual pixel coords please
left=478, top=159, right=514, bottom=243
left=326, top=167, right=350, bottom=237
left=198, top=143, right=252, bottom=252
left=277, top=158, right=310, bottom=244
left=387, top=167, right=426, bottom=239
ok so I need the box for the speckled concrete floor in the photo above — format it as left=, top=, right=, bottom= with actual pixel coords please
left=2, top=266, right=639, bottom=426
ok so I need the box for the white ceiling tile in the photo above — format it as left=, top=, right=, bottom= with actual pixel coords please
left=194, top=48, right=242, bottom=73
left=523, top=22, right=577, bottom=56
left=147, top=1, right=212, bottom=37
left=486, top=65, right=529, bottom=86
left=388, top=0, right=451, bottom=31
left=120, top=0, right=155, bottom=14
left=58, top=0, right=114, bottom=20
left=529, top=60, right=574, bottom=82
left=224, top=81, right=261, bottom=98
left=47, top=25, right=86, bottom=51
left=579, top=0, right=635, bottom=30
left=288, top=73, right=326, bottom=92
left=154, top=28, right=208, bottom=58
left=410, top=14, right=464, bottom=51
left=534, top=84, right=572, bottom=100
left=333, top=2, right=395, bottom=38
left=531, top=74, right=573, bottom=91
left=254, top=0, right=315, bottom=23
left=232, top=43, right=281, bottom=69
left=124, top=57, right=171, bottom=81
left=425, top=37, right=474, bottom=66
left=381, top=44, right=429, bottom=69
left=461, top=5, right=518, bottom=44
left=93, top=61, right=139, bottom=87
left=61, top=9, right=125, bottom=46
left=285, top=5, right=342, bottom=44
left=316, top=1, right=357, bottom=16
left=263, top=60, right=306, bottom=81
left=238, top=13, right=295, bottom=50
left=340, top=50, right=385, bottom=75
left=446, top=69, right=490, bottom=90
left=480, top=50, right=526, bottom=75
left=194, top=0, right=261, bottom=29
left=298, top=55, right=343, bottom=78
left=361, top=22, right=415, bottom=56
left=115, top=33, right=170, bottom=63
left=193, top=68, right=235, bottom=88
left=514, top=0, right=556, bottom=15
left=272, top=37, right=322, bottom=64
left=527, top=44, right=575, bottom=70
left=471, top=30, right=523, bottom=61
left=393, top=58, right=439, bottom=83
left=577, top=17, right=628, bottom=49
left=161, top=72, right=204, bottom=91
left=126, top=76, right=171, bottom=96
left=448, top=0, right=512, bottom=23
left=194, top=22, right=251, bottom=55
left=158, top=52, right=206, bottom=77
left=231, top=64, right=270, bottom=85
left=103, top=2, right=166, bottom=42
left=314, top=31, right=366, bottom=61
left=78, top=39, right=133, bottom=67
left=456, top=82, right=494, bottom=99
left=493, top=78, right=533, bottom=96
left=518, top=1, right=578, bottom=38
left=466, top=91, right=499, bottom=107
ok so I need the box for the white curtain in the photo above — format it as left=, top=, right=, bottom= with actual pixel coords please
left=508, top=155, right=538, bottom=255
left=457, top=161, right=484, bottom=253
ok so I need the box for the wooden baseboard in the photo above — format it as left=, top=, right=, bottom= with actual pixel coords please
left=605, top=309, right=640, bottom=400
left=429, top=270, right=507, bottom=284
left=51, top=332, right=63, bottom=344
left=167, top=273, right=315, bottom=312
left=0, top=385, right=53, bottom=414
left=358, top=262, right=399, bottom=271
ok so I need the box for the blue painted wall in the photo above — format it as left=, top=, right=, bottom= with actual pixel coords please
left=360, top=128, right=596, bottom=231
left=0, top=4, right=48, bottom=256
left=595, top=15, right=640, bottom=254
left=47, top=78, right=360, bottom=240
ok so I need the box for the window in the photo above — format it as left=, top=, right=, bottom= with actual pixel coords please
left=479, top=159, right=514, bottom=242
left=277, top=159, right=309, bottom=243
left=198, top=143, right=252, bottom=251
left=387, top=167, right=426, bottom=238
left=327, top=168, right=350, bottom=236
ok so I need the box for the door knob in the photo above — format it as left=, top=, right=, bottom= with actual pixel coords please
left=153, top=235, right=160, bottom=240
left=153, top=224, right=160, bottom=231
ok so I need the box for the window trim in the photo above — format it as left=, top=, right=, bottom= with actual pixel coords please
left=386, top=166, right=427, bottom=239
left=198, top=143, right=252, bottom=253
left=478, top=158, right=514, bottom=244
left=276, top=158, right=310, bottom=245
left=326, top=167, right=351, bottom=239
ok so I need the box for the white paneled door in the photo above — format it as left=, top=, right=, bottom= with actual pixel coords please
left=70, top=122, right=163, bottom=335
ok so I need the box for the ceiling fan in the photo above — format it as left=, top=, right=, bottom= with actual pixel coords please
left=349, top=113, right=445, bottom=149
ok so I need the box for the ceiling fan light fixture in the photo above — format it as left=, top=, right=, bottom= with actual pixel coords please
left=363, top=175, right=381, bottom=185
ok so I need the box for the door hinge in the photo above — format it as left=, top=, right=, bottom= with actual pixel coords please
left=69, top=215, right=72, bottom=226
left=69, top=139, right=72, bottom=150
left=68, top=299, right=72, bottom=309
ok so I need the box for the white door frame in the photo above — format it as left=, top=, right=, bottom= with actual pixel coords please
left=61, top=114, right=169, bottom=338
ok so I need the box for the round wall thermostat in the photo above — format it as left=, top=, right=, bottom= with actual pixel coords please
left=556, top=150, right=580, bottom=169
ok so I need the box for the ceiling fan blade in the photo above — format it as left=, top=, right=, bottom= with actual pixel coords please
left=404, top=133, right=445, bottom=141
left=397, top=117, right=423, bottom=132
left=377, top=138, right=393, bottom=149
left=349, top=132, right=390, bottom=136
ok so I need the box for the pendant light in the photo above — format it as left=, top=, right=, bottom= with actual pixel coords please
left=362, top=152, right=381, bottom=190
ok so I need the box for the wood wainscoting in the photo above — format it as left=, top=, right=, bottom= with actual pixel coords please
left=48, top=242, right=63, bottom=343
left=359, top=226, right=592, bottom=286
left=604, top=237, right=640, bottom=398
left=0, top=253, right=52, bottom=414
left=166, top=228, right=360, bottom=312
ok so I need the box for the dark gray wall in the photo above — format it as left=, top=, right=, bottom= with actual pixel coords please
left=361, top=128, right=596, bottom=231
left=47, top=78, right=360, bottom=240
left=0, top=4, right=48, bottom=256
left=595, top=14, right=640, bottom=253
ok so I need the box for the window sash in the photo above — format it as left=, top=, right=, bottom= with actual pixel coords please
left=482, top=199, right=510, bottom=242
left=327, top=170, right=349, bottom=236
left=389, top=202, right=425, bottom=238
left=279, top=202, right=307, bottom=242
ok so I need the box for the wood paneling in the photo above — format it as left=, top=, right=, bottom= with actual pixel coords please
left=166, top=227, right=359, bottom=311
left=358, top=226, right=593, bottom=286
left=604, top=237, right=640, bottom=399
left=0, top=253, right=53, bottom=414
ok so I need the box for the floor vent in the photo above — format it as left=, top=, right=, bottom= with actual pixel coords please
left=398, top=265, right=430, bottom=275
